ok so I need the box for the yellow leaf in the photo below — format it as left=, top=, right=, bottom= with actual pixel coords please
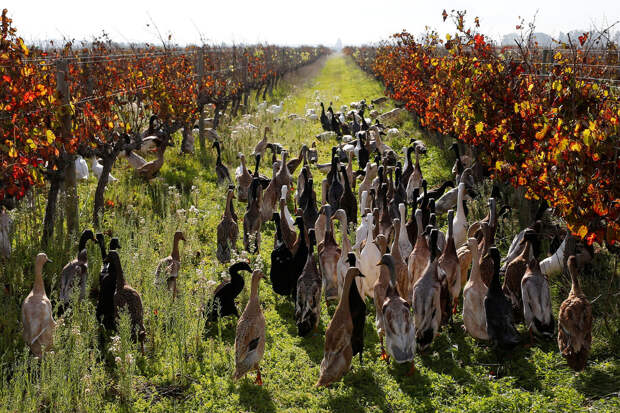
left=26, top=139, right=36, bottom=150
left=46, top=129, right=55, bottom=144
left=569, top=141, right=582, bottom=152
left=107, top=122, right=114, bottom=129
left=446, top=34, right=452, bottom=41
left=582, top=129, right=592, bottom=146
left=528, top=83, right=534, bottom=92
left=8, top=147, right=17, bottom=158
left=475, top=122, right=484, bottom=135
left=514, top=102, right=519, bottom=113
left=577, top=225, right=588, bottom=239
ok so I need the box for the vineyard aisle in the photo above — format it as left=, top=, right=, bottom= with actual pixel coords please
left=1, top=54, right=618, bottom=413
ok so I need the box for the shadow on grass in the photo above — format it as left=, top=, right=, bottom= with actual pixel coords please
left=203, top=316, right=238, bottom=345
left=295, top=324, right=327, bottom=365
left=237, top=380, right=277, bottom=413
left=324, top=366, right=391, bottom=412
left=575, top=360, right=620, bottom=399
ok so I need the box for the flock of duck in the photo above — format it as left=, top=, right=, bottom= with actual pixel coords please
left=19, top=100, right=593, bottom=389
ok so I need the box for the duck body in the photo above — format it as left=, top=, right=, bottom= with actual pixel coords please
left=412, top=230, right=442, bottom=351
left=359, top=213, right=381, bottom=299
left=317, top=266, right=365, bottom=386
left=243, top=178, right=263, bottom=253
left=484, top=247, right=520, bottom=350
left=59, top=229, right=96, bottom=306
left=522, top=258, right=554, bottom=338
left=96, top=236, right=121, bottom=331
left=270, top=213, right=295, bottom=296
left=438, top=210, right=461, bottom=319
left=91, top=157, right=118, bottom=182
left=155, top=231, right=186, bottom=296
left=379, top=254, right=416, bottom=365
left=295, top=230, right=322, bottom=337
left=234, top=270, right=266, bottom=384
left=217, top=189, right=238, bottom=263
left=235, top=153, right=253, bottom=203
left=75, top=155, right=89, bottom=180
left=503, top=230, right=537, bottom=323
left=107, top=251, right=145, bottom=351
left=290, top=217, right=309, bottom=302
left=408, top=210, right=430, bottom=289
left=208, top=261, right=252, bottom=321
left=558, top=256, right=592, bottom=371
left=462, top=237, right=489, bottom=340
left=318, top=210, right=341, bottom=302
left=22, top=253, right=55, bottom=357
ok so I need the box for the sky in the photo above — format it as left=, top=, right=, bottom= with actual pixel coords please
left=5, top=1, right=619, bottom=46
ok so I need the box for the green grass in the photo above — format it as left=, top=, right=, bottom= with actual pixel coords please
left=0, top=54, right=618, bottom=412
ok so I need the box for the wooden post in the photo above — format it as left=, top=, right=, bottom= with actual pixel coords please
left=197, top=48, right=206, bottom=155
left=56, top=59, right=78, bottom=238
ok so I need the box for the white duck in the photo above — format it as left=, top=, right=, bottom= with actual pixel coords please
left=358, top=212, right=381, bottom=299
left=334, top=209, right=354, bottom=299
left=75, top=155, right=89, bottom=180
left=267, top=101, right=284, bottom=115
left=359, top=190, right=369, bottom=217
left=352, top=208, right=370, bottom=254
left=398, top=203, right=412, bottom=260
left=90, top=157, right=118, bottom=182
left=280, top=185, right=295, bottom=228
left=452, top=183, right=468, bottom=249
left=21, top=253, right=55, bottom=357
left=462, top=237, right=489, bottom=340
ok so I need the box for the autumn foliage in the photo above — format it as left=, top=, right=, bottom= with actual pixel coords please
left=346, top=11, right=619, bottom=246
left=0, top=9, right=327, bottom=205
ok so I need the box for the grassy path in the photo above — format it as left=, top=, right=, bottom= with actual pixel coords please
left=1, top=55, right=618, bottom=412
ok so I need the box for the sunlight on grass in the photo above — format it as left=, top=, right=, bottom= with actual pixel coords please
left=0, top=54, right=617, bottom=413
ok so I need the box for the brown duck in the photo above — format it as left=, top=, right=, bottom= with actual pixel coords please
left=217, top=188, right=239, bottom=263
left=558, top=256, right=592, bottom=371
left=107, top=250, right=145, bottom=353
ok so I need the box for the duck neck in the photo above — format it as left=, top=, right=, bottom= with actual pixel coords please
left=340, top=273, right=355, bottom=307
left=406, top=147, right=413, bottom=169
left=340, top=218, right=351, bottom=251
left=172, top=236, right=181, bottom=261
left=78, top=232, right=90, bottom=253
left=254, top=155, right=260, bottom=176
left=97, top=237, right=107, bottom=260
left=225, top=191, right=234, bottom=219
left=115, top=263, right=126, bottom=291
left=274, top=215, right=283, bottom=241
left=33, top=261, right=46, bottom=295
left=240, top=156, right=248, bottom=174
left=230, top=266, right=245, bottom=290
left=250, top=276, right=261, bottom=304
left=341, top=169, right=351, bottom=192
left=469, top=245, right=481, bottom=282
left=365, top=216, right=374, bottom=243
left=569, top=265, right=583, bottom=296
left=392, top=221, right=401, bottom=252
